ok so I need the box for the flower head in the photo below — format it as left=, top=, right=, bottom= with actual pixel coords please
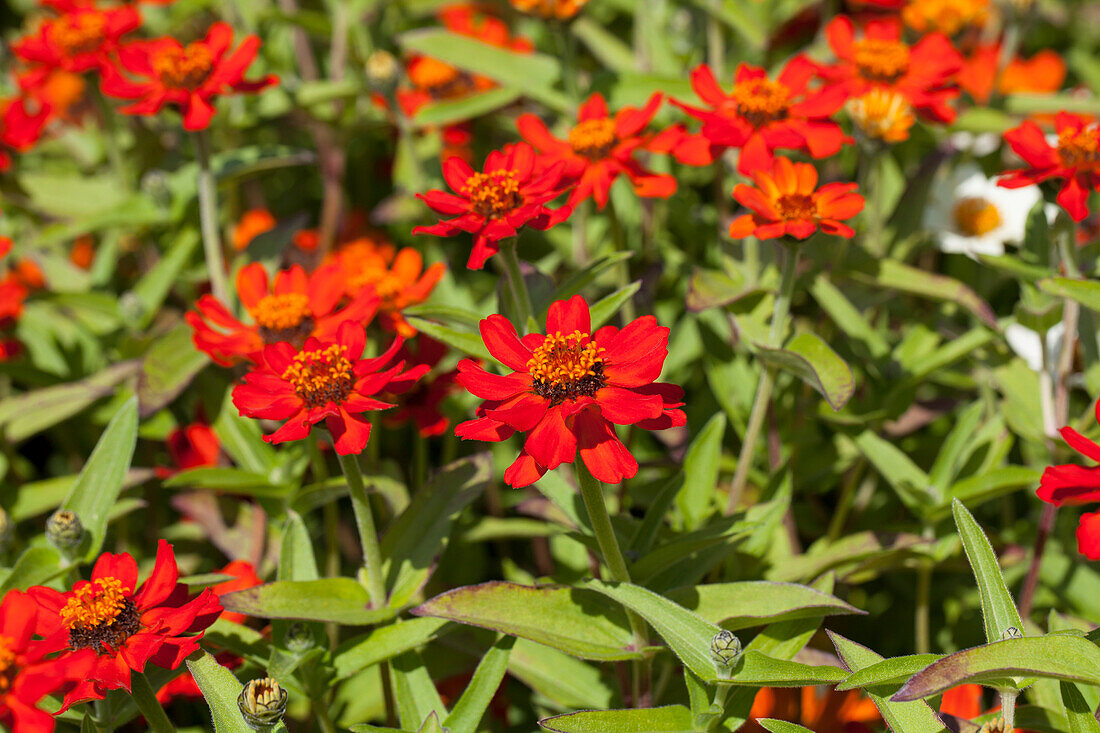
left=728, top=157, right=864, bottom=240
left=999, top=112, right=1100, bottom=222
left=925, top=164, right=1043, bottom=257
left=233, top=209, right=277, bottom=250
left=155, top=419, right=221, bottom=478
left=187, top=262, right=379, bottom=366
left=232, top=321, right=429, bottom=454
left=509, top=0, right=590, bottom=19
left=1037, top=398, right=1100, bottom=559
left=0, top=97, right=51, bottom=171
left=334, top=245, right=446, bottom=337
left=29, top=541, right=222, bottom=710
left=455, top=295, right=685, bottom=487
left=902, top=0, right=991, bottom=35
left=958, top=44, right=1066, bottom=105
left=820, top=16, right=962, bottom=124
left=13, top=5, right=141, bottom=78
left=100, top=22, right=277, bottom=131
left=845, top=88, right=916, bottom=143
left=669, top=58, right=848, bottom=174
left=414, top=143, right=572, bottom=269
left=518, top=92, right=676, bottom=209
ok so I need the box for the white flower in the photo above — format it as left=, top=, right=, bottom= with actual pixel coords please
left=948, top=131, right=1001, bottom=157
left=924, top=164, right=1041, bottom=258
left=1005, top=321, right=1065, bottom=375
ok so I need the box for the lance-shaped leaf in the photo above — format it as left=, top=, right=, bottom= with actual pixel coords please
left=509, top=639, right=614, bottom=709
left=221, top=579, right=397, bottom=626
left=854, top=259, right=997, bottom=329
left=667, top=581, right=864, bottom=630
left=0, top=547, right=65, bottom=593
left=686, top=267, right=760, bottom=312
left=1060, top=681, right=1100, bottom=733
left=837, top=654, right=943, bottom=691
left=829, top=632, right=947, bottom=733
left=334, top=618, right=452, bottom=681
left=540, top=705, right=695, bottom=733
left=412, top=582, right=642, bottom=661
left=719, top=651, right=846, bottom=687
left=414, top=88, right=521, bottom=127
left=755, top=332, right=855, bottom=410
left=1039, top=278, right=1100, bottom=313
left=188, top=652, right=288, bottom=733
left=444, top=635, right=515, bottom=733
left=759, top=720, right=816, bottom=733
left=894, top=635, right=1100, bottom=701
left=953, top=498, right=1024, bottom=643
left=676, top=412, right=726, bottom=530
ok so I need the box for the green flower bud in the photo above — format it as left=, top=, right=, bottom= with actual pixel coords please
left=46, top=510, right=84, bottom=552
left=238, top=677, right=287, bottom=731
left=366, top=50, right=400, bottom=97
left=283, top=622, right=316, bottom=654
left=710, top=630, right=742, bottom=670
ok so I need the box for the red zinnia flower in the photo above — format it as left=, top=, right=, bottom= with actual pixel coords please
left=0, top=589, right=93, bottom=733
left=414, top=142, right=572, bottom=269
left=100, top=22, right=277, bottom=131
left=187, top=262, right=379, bottom=366
left=232, top=321, right=429, bottom=454
left=13, top=5, right=141, bottom=79
left=819, top=16, right=962, bottom=124
left=1037, top=398, right=1100, bottom=559
left=729, top=157, right=864, bottom=240
left=517, top=92, right=676, bottom=209
left=454, top=295, right=685, bottom=487
left=958, top=44, right=1066, bottom=106
left=155, top=419, right=221, bottom=478
left=29, top=541, right=222, bottom=710
left=668, top=58, right=848, bottom=175
left=998, top=112, right=1100, bottom=223
left=0, top=97, right=51, bottom=171
left=334, top=245, right=446, bottom=338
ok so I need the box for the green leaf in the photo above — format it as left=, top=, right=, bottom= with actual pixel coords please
left=550, top=252, right=634, bottom=304
left=19, top=171, right=130, bottom=217
left=755, top=332, right=855, bottom=410
left=758, top=720, right=816, bottom=733
left=953, top=498, right=1024, bottom=644
left=137, top=323, right=209, bottom=417
left=666, top=581, right=864, bottom=630
left=333, top=618, right=452, bottom=681
left=62, top=396, right=139, bottom=560
left=413, top=88, right=522, bottom=127
left=676, top=413, right=726, bottom=530
left=894, top=635, right=1100, bottom=700
left=278, top=511, right=319, bottom=581
left=540, top=706, right=695, bottom=733
left=589, top=282, right=642, bottom=329
left=444, top=635, right=515, bottom=733
left=163, top=468, right=287, bottom=496
left=212, top=145, right=316, bottom=182
left=382, top=455, right=490, bottom=607
left=949, top=467, right=1042, bottom=508
left=404, top=317, right=492, bottom=362
left=0, top=546, right=65, bottom=593
left=509, top=639, right=614, bottom=709
left=188, top=652, right=288, bottom=733
left=720, top=651, right=846, bottom=687
left=128, top=230, right=199, bottom=330
left=686, top=268, right=758, bottom=312
left=1060, top=681, right=1100, bottom=733
left=586, top=579, right=722, bottom=681
left=829, top=632, right=947, bottom=733
left=412, top=582, right=640, bottom=661
left=855, top=259, right=998, bottom=329
left=1039, top=277, right=1100, bottom=313
left=837, top=654, right=943, bottom=691
left=0, top=361, right=140, bottom=442
left=851, top=431, right=936, bottom=513
left=809, top=274, right=890, bottom=358
left=213, top=387, right=280, bottom=475
left=391, top=650, right=447, bottom=731
left=570, top=16, right=635, bottom=72
left=220, top=579, right=397, bottom=626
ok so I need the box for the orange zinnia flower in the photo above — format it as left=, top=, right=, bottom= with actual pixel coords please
left=958, top=43, right=1066, bottom=105
left=746, top=686, right=881, bottom=733
left=13, top=4, right=141, bottom=78
left=509, top=0, right=590, bottom=19
left=336, top=246, right=446, bottom=338
left=846, top=88, right=916, bottom=143
left=902, top=0, right=991, bottom=36
left=729, top=157, right=864, bottom=240
left=232, top=209, right=276, bottom=250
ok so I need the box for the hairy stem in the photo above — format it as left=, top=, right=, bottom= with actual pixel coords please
left=192, top=130, right=230, bottom=306
left=337, top=452, right=387, bottom=607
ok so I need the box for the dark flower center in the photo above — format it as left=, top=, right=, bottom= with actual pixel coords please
left=282, top=344, right=356, bottom=407
left=0, top=635, right=16, bottom=692
left=61, top=577, right=142, bottom=654
left=853, top=38, right=911, bottom=83
left=1057, top=128, right=1100, bottom=172
left=153, top=43, right=214, bottom=89
left=49, top=13, right=107, bottom=56
left=776, top=193, right=817, bottom=221
left=527, top=331, right=607, bottom=405
left=464, top=170, right=523, bottom=219
left=250, top=293, right=315, bottom=347
left=732, top=78, right=791, bottom=127
left=568, top=119, right=617, bottom=159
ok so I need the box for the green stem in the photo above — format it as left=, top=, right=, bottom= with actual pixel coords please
left=498, top=238, right=534, bottom=331
left=130, top=672, right=177, bottom=733
left=191, top=130, right=231, bottom=306
left=313, top=697, right=338, bottom=733
left=726, top=243, right=799, bottom=513
left=605, top=199, right=636, bottom=322
left=575, top=461, right=649, bottom=703
left=337, top=452, right=387, bottom=607
left=555, top=19, right=581, bottom=103
left=915, top=545, right=932, bottom=654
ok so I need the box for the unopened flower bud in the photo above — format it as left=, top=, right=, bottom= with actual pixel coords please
left=46, top=510, right=84, bottom=552
left=238, top=677, right=287, bottom=731
left=979, top=715, right=1007, bottom=733
left=1001, top=626, right=1022, bottom=641
left=284, top=622, right=316, bottom=653
left=0, top=506, right=12, bottom=550
left=366, top=50, right=400, bottom=97
left=710, top=630, right=742, bottom=669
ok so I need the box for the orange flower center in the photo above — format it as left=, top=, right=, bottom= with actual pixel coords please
left=732, top=78, right=791, bottom=126
left=153, top=43, right=215, bottom=89
left=464, top=170, right=523, bottom=219
left=902, top=0, right=989, bottom=35
left=49, top=13, right=107, bottom=56
left=846, top=88, right=915, bottom=143
left=282, top=344, right=356, bottom=407
left=509, top=0, right=589, bottom=19
left=953, top=197, right=1002, bottom=236
left=60, top=577, right=141, bottom=654
left=776, top=193, right=818, bottom=221
left=569, top=118, right=617, bottom=159
left=249, top=293, right=315, bottom=347
left=373, top=274, right=405, bottom=304
left=0, top=636, right=15, bottom=693
left=853, top=38, right=911, bottom=84
left=527, top=331, right=606, bottom=404
left=1057, top=127, right=1100, bottom=173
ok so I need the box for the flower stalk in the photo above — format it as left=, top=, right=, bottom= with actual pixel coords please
left=337, top=451, right=387, bottom=608
left=192, top=130, right=231, bottom=306
left=130, top=671, right=178, bottom=733
left=497, top=238, right=535, bottom=332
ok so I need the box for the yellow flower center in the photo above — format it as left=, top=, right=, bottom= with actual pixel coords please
left=732, top=78, right=791, bottom=127
left=49, top=13, right=107, bottom=56
left=464, top=170, right=523, bottom=219
left=282, top=344, right=356, bottom=407
left=853, top=38, right=911, bottom=84
left=0, top=635, right=15, bottom=692
left=569, top=118, right=618, bottom=159
left=249, top=293, right=315, bottom=347
left=527, top=331, right=606, bottom=404
left=902, top=0, right=989, bottom=35
left=373, top=274, right=405, bottom=304
left=153, top=43, right=214, bottom=89
left=60, top=577, right=141, bottom=653
left=953, top=197, right=1002, bottom=236
left=776, top=193, right=818, bottom=221
left=409, top=57, right=473, bottom=99
left=1057, top=127, right=1100, bottom=173
left=845, top=89, right=915, bottom=143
